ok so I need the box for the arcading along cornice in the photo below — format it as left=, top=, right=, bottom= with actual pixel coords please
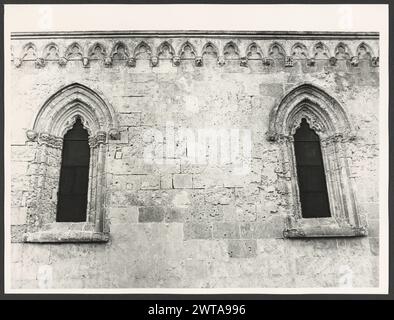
left=10, top=35, right=380, bottom=69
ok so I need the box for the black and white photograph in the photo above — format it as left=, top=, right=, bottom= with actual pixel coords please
left=3, top=4, right=389, bottom=294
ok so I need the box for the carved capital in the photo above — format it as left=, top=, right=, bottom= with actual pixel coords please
left=37, top=132, right=63, bottom=149
left=89, top=131, right=107, bottom=148
left=172, top=55, right=180, bottom=66
left=195, top=56, right=203, bottom=67
left=240, top=57, right=248, bottom=67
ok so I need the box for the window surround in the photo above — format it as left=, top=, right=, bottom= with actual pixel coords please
left=267, top=83, right=367, bottom=238
left=21, top=83, right=120, bottom=243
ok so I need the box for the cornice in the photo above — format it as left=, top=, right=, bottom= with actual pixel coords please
left=11, top=30, right=379, bottom=40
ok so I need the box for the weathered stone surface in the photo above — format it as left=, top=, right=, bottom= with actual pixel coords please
left=184, top=222, right=212, bottom=240
left=138, top=207, right=165, bottom=223
left=8, top=31, right=380, bottom=289
left=213, top=222, right=240, bottom=239
left=173, top=174, right=193, bottom=189
left=227, top=239, right=257, bottom=258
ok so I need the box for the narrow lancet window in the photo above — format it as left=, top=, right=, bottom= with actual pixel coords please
left=56, top=117, right=90, bottom=222
left=294, top=118, right=331, bottom=218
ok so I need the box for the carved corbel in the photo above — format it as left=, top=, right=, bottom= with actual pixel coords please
left=58, top=57, right=67, bottom=67
left=371, top=57, right=379, bottom=67
left=104, top=57, right=113, bottom=67
left=82, top=57, right=90, bottom=68
left=240, top=57, right=248, bottom=67
left=109, top=128, right=120, bottom=140
left=217, top=56, right=225, bottom=66
left=284, top=56, right=294, bottom=67
left=262, top=58, right=272, bottom=66
left=26, top=130, right=38, bottom=142
left=195, top=56, right=203, bottom=67
left=126, top=57, right=136, bottom=67
left=350, top=56, right=359, bottom=66
left=35, top=58, right=45, bottom=68
left=306, top=58, right=315, bottom=66
left=172, top=55, right=180, bottom=66
left=150, top=55, right=159, bottom=67
left=13, top=57, right=22, bottom=68
left=329, top=57, right=337, bottom=66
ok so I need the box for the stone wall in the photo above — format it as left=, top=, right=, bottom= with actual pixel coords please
left=8, top=32, right=380, bottom=289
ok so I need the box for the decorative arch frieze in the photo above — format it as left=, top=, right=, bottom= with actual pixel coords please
left=42, top=42, right=60, bottom=61
left=335, top=42, right=352, bottom=59
left=267, top=83, right=366, bottom=238
left=157, top=41, right=175, bottom=59
left=246, top=42, right=264, bottom=59
left=88, top=42, right=107, bottom=60
left=23, top=83, right=119, bottom=243
left=12, top=38, right=379, bottom=70
left=65, top=42, right=83, bottom=60
left=223, top=41, right=240, bottom=60
left=202, top=41, right=219, bottom=59
left=291, top=43, right=308, bottom=59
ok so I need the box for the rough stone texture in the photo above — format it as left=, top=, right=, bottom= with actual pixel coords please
left=7, top=32, right=380, bottom=289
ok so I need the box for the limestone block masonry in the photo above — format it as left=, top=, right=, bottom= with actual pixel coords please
left=8, top=31, right=380, bottom=289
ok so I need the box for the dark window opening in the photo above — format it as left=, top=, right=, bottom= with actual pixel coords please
left=294, top=118, right=331, bottom=218
left=56, top=117, right=90, bottom=222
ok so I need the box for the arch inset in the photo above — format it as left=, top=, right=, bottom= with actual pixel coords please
left=178, top=41, right=197, bottom=59
left=157, top=41, right=175, bottom=58
left=111, top=41, right=130, bottom=59
left=223, top=41, right=240, bottom=59
left=268, top=42, right=286, bottom=58
left=357, top=42, right=373, bottom=60
left=88, top=42, right=107, bottom=59
left=134, top=41, right=152, bottom=59
left=31, top=83, right=119, bottom=138
left=267, top=83, right=353, bottom=140
left=21, top=42, right=37, bottom=60
left=202, top=41, right=219, bottom=58
left=246, top=42, right=263, bottom=59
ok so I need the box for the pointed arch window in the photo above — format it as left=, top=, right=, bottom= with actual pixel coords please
left=56, top=118, right=90, bottom=222
left=294, top=118, right=331, bottom=219
left=268, top=84, right=367, bottom=238
left=21, top=83, right=120, bottom=243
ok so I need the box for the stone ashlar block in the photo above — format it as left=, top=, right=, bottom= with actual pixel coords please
left=213, top=222, right=240, bottom=239
left=227, top=239, right=257, bottom=258
left=140, top=175, right=161, bottom=190
left=138, top=206, right=165, bottom=223
left=184, top=222, right=212, bottom=240
left=173, top=174, right=193, bottom=189
left=118, top=112, right=141, bottom=127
